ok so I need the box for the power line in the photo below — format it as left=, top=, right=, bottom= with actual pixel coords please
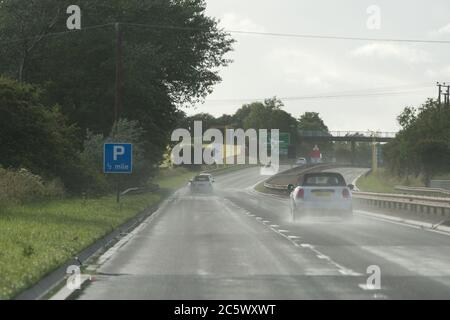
left=0, top=23, right=115, bottom=45
left=3, top=21, right=448, bottom=46
left=204, top=85, right=434, bottom=103
left=226, top=30, right=450, bottom=44
left=123, top=22, right=450, bottom=44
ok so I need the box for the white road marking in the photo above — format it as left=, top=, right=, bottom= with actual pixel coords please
left=226, top=197, right=362, bottom=279
left=356, top=210, right=450, bottom=236
left=300, top=243, right=362, bottom=277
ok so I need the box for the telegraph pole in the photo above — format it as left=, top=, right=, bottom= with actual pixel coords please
left=437, top=82, right=442, bottom=108
left=114, top=22, right=124, bottom=131
left=113, top=22, right=124, bottom=202
left=445, top=84, right=450, bottom=108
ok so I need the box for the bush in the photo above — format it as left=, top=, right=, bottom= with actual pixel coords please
left=76, top=119, right=156, bottom=196
left=0, top=167, right=64, bottom=205
left=0, top=76, right=81, bottom=191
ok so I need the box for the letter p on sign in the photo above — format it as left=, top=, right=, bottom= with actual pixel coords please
left=113, top=145, right=125, bottom=161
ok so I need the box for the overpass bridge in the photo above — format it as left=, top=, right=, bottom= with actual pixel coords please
left=298, top=130, right=397, bottom=143
left=297, top=130, right=398, bottom=170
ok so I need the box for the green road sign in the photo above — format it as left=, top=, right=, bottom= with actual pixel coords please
left=266, top=132, right=290, bottom=155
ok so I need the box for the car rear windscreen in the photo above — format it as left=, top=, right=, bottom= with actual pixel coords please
left=302, top=174, right=346, bottom=187
left=194, top=176, right=210, bottom=181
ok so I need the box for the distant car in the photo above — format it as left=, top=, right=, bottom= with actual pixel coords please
left=288, top=172, right=354, bottom=221
left=295, top=157, right=307, bottom=166
left=189, top=174, right=214, bottom=193
left=199, top=173, right=215, bottom=183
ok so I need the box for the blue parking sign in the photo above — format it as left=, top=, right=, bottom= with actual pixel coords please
left=104, top=143, right=133, bottom=174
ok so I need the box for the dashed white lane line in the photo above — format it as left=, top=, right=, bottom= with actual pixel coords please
left=227, top=199, right=363, bottom=278
left=300, top=243, right=362, bottom=276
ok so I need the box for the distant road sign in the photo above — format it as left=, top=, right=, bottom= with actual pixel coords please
left=267, top=132, right=290, bottom=155
left=279, top=133, right=290, bottom=156
left=279, top=132, right=291, bottom=146
left=104, top=143, right=133, bottom=174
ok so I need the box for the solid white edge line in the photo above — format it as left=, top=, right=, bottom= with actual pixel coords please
left=355, top=210, right=450, bottom=236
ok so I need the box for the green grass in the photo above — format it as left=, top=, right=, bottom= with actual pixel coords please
left=0, top=167, right=198, bottom=300
left=356, top=169, right=424, bottom=193
left=433, top=173, right=450, bottom=180
left=154, top=167, right=198, bottom=190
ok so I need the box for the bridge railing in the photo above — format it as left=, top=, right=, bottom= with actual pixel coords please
left=298, top=130, right=397, bottom=138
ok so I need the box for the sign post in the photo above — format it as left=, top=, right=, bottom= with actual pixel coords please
left=104, top=143, right=133, bottom=203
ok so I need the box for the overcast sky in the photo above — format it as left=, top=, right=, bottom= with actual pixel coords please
left=184, top=0, right=450, bottom=132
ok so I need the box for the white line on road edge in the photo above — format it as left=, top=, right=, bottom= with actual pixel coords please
left=52, top=190, right=181, bottom=301
left=229, top=198, right=362, bottom=278
left=50, top=275, right=92, bottom=300
left=355, top=210, right=450, bottom=236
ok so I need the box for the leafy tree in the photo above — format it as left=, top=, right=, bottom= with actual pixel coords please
left=0, top=0, right=66, bottom=81
left=397, top=106, right=417, bottom=129
left=297, top=112, right=332, bottom=156
left=297, top=112, right=329, bottom=132
left=185, top=113, right=218, bottom=132
left=0, top=76, right=80, bottom=187
left=415, top=139, right=450, bottom=186
left=0, top=0, right=234, bottom=172
left=385, top=99, right=450, bottom=184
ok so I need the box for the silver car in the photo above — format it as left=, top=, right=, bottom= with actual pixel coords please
left=189, top=174, right=214, bottom=194
left=288, top=172, right=354, bottom=221
left=295, top=157, right=307, bottom=167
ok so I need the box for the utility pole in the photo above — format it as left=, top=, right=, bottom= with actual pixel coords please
left=445, top=84, right=450, bottom=108
left=114, top=22, right=124, bottom=131
left=113, top=22, right=124, bottom=202
left=370, top=131, right=378, bottom=173
left=437, top=82, right=442, bottom=108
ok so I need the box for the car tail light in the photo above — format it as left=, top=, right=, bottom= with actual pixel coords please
left=342, top=188, right=351, bottom=199
left=296, top=188, right=305, bottom=199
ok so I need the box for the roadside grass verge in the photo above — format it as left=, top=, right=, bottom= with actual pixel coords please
left=153, top=167, right=197, bottom=190
left=0, top=193, right=163, bottom=300
left=0, top=166, right=202, bottom=300
left=356, top=169, right=424, bottom=193
left=0, top=164, right=253, bottom=299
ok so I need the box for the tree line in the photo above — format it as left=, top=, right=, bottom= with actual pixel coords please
left=384, top=99, right=450, bottom=186
left=0, top=0, right=234, bottom=195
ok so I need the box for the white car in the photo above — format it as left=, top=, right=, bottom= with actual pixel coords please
left=199, top=173, right=215, bottom=183
left=295, top=157, right=307, bottom=166
left=189, top=174, right=214, bottom=193
left=288, top=172, right=354, bottom=221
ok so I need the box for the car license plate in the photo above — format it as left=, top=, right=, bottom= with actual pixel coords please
left=313, top=191, right=332, bottom=197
